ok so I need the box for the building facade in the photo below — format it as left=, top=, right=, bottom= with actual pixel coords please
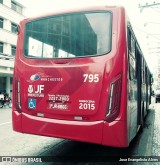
left=0, top=0, right=25, bottom=97
left=153, top=56, right=160, bottom=89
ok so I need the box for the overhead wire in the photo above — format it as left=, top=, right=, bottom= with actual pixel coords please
left=150, top=6, right=160, bottom=14
left=132, top=26, right=160, bottom=40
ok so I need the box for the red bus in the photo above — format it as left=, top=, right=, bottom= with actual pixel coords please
left=12, top=5, right=152, bottom=147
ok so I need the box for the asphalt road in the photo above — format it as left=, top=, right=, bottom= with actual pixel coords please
left=0, top=100, right=158, bottom=165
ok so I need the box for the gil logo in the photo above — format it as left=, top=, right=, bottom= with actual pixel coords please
left=30, top=74, right=40, bottom=81
left=27, top=72, right=50, bottom=83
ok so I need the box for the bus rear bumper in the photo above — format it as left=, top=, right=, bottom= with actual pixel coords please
left=12, top=111, right=128, bottom=147
left=13, top=112, right=103, bottom=145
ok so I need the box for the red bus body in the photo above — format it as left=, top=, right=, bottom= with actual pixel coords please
left=12, top=6, right=152, bottom=147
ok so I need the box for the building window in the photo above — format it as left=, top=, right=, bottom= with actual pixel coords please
left=11, top=23, right=17, bottom=34
left=11, top=45, right=16, bottom=56
left=0, top=18, right=3, bottom=28
left=0, top=42, right=3, bottom=53
left=0, top=0, right=3, bottom=4
left=11, top=1, right=22, bottom=14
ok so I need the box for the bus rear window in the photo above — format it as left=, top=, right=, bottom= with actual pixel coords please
left=24, top=12, right=112, bottom=58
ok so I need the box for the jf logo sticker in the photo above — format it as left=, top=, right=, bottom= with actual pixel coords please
left=28, top=98, right=36, bottom=109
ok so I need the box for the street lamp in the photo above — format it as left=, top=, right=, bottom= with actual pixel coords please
left=149, top=51, right=160, bottom=54
left=148, top=47, right=160, bottom=50
left=147, top=42, right=160, bottom=45
left=146, top=34, right=160, bottom=40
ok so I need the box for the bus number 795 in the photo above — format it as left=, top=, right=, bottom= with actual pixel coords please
left=83, top=74, right=99, bottom=83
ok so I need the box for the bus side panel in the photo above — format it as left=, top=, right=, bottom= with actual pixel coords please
left=21, top=113, right=104, bottom=144
left=102, top=121, right=128, bottom=147
left=101, top=8, right=128, bottom=147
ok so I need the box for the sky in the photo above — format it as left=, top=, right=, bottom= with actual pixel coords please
left=16, top=0, right=160, bottom=72
left=16, top=0, right=139, bottom=17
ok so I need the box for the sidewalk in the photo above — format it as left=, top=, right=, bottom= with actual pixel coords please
left=152, top=102, right=160, bottom=156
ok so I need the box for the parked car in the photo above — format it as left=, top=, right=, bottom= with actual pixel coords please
left=155, top=89, right=160, bottom=103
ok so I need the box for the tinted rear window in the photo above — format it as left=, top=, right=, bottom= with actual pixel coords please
left=24, top=12, right=112, bottom=58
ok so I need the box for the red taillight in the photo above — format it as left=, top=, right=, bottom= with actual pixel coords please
left=106, top=74, right=122, bottom=122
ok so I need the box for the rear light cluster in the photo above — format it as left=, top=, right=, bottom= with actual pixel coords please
left=106, top=73, right=122, bottom=122
left=15, top=78, right=22, bottom=112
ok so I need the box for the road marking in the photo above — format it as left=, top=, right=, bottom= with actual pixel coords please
left=0, top=121, right=12, bottom=126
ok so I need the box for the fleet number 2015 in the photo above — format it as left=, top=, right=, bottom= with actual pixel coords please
left=79, top=103, right=95, bottom=110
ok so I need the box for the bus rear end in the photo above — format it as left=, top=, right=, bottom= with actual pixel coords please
left=12, top=6, right=128, bottom=147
